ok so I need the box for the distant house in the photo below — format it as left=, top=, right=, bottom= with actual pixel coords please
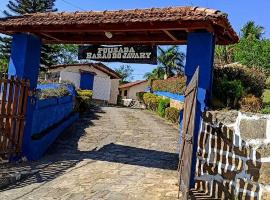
left=46, top=63, right=121, bottom=105
left=119, top=80, right=148, bottom=100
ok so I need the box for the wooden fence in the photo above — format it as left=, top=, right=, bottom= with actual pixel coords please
left=0, top=74, right=30, bottom=159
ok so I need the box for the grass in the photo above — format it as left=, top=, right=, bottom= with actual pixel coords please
left=262, top=89, right=270, bottom=114
left=266, top=76, right=270, bottom=88
left=263, top=89, right=270, bottom=104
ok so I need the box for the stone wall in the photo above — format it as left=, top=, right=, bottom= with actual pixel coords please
left=195, top=111, right=270, bottom=200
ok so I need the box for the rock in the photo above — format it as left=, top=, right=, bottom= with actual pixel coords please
left=256, top=144, right=270, bottom=157
left=240, top=119, right=267, bottom=140
left=206, top=110, right=239, bottom=125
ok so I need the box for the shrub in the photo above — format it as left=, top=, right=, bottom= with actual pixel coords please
left=157, top=98, right=170, bottom=117
left=213, top=77, right=244, bottom=108
left=165, top=107, right=180, bottom=124
left=213, top=63, right=266, bottom=109
left=214, top=64, right=266, bottom=98
left=77, top=89, right=93, bottom=98
left=136, top=92, right=146, bottom=103
left=143, top=93, right=161, bottom=111
left=262, top=106, right=270, bottom=114
left=266, top=77, right=270, bottom=89
left=75, top=90, right=93, bottom=113
left=61, top=80, right=76, bottom=89
left=152, top=76, right=186, bottom=94
left=240, top=94, right=263, bottom=113
left=37, top=86, right=71, bottom=100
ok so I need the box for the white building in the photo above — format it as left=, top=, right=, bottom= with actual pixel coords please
left=119, top=80, right=149, bottom=100
left=47, top=63, right=121, bottom=105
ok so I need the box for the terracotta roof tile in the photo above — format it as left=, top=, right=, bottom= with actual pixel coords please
left=49, top=63, right=121, bottom=79
left=119, top=80, right=148, bottom=89
left=0, top=6, right=238, bottom=44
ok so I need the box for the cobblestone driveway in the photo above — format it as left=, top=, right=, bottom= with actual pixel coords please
left=0, top=106, right=181, bottom=200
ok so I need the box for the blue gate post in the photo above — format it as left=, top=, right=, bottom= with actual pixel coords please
left=8, top=33, right=42, bottom=160
left=184, top=32, right=215, bottom=188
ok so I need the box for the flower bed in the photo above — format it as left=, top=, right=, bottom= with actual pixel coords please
left=25, top=83, right=78, bottom=160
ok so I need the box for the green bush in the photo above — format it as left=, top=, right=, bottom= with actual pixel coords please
left=215, top=77, right=244, bottom=108
left=262, top=106, right=270, bottom=114
left=152, top=76, right=186, bottom=94
left=165, top=107, right=180, bottom=124
left=75, top=89, right=93, bottom=113
left=213, top=64, right=266, bottom=109
left=266, top=77, right=270, bottom=89
left=136, top=92, right=146, bottom=103
left=214, top=64, right=266, bottom=98
left=143, top=93, right=162, bottom=111
left=37, top=86, right=70, bottom=100
left=157, top=98, right=170, bottom=117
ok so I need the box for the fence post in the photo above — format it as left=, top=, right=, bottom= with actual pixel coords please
left=184, top=32, right=215, bottom=188
left=8, top=33, right=42, bottom=160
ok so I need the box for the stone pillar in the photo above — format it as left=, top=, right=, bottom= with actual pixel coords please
left=184, top=32, right=215, bottom=188
left=8, top=33, right=42, bottom=160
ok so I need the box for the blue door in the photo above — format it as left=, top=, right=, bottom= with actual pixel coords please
left=80, top=72, right=95, bottom=90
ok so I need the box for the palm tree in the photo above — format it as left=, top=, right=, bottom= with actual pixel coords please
left=215, top=45, right=235, bottom=65
left=157, top=46, right=185, bottom=79
left=144, top=67, right=165, bottom=80
left=241, top=21, right=264, bottom=40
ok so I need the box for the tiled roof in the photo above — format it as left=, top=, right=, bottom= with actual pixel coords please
left=0, top=6, right=238, bottom=45
left=49, top=63, right=121, bottom=79
left=119, top=80, right=148, bottom=89
left=0, top=7, right=228, bottom=26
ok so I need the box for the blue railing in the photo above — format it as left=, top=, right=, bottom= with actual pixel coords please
left=154, top=91, right=185, bottom=102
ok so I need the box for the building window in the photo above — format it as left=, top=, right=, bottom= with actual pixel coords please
left=124, top=90, right=128, bottom=96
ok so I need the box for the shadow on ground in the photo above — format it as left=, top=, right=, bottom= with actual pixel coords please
left=0, top=105, right=178, bottom=192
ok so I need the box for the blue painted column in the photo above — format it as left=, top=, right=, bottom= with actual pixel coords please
left=8, top=33, right=42, bottom=160
left=184, top=32, right=215, bottom=188
left=9, top=33, right=42, bottom=89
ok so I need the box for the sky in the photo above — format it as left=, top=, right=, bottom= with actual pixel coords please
left=0, top=0, right=270, bottom=80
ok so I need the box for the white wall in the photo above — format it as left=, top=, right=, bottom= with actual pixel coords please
left=127, top=82, right=148, bottom=99
left=60, top=71, right=80, bottom=88
left=49, top=65, right=117, bottom=103
left=109, top=79, right=120, bottom=104
left=93, top=75, right=111, bottom=101
left=120, top=81, right=148, bottom=100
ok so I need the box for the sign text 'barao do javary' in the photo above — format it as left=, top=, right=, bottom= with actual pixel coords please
left=78, top=45, right=157, bottom=64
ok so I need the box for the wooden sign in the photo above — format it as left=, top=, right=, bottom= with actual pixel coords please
left=78, top=45, right=157, bottom=64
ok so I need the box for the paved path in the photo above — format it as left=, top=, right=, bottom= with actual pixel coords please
left=0, top=106, right=181, bottom=200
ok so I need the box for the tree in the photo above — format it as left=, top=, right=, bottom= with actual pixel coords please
left=47, top=44, right=78, bottom=65
left=0, top=57, right=8, bottom=73
left=157, top=46, right=185, bottom=79
left=215, top=45, right=235, bottom=65
left=114, top=65, right=134, bottom=84
left=144, top=67, right=165, bottom=80
left=0, top=0, right=59, bottom=68
left=241, top=21, right=264, bottom=40
left=234, top=38, right=270, bottom=70
left=144, top=46, right=185, bottom=80
left=214, top=21, right=270, bottom=71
